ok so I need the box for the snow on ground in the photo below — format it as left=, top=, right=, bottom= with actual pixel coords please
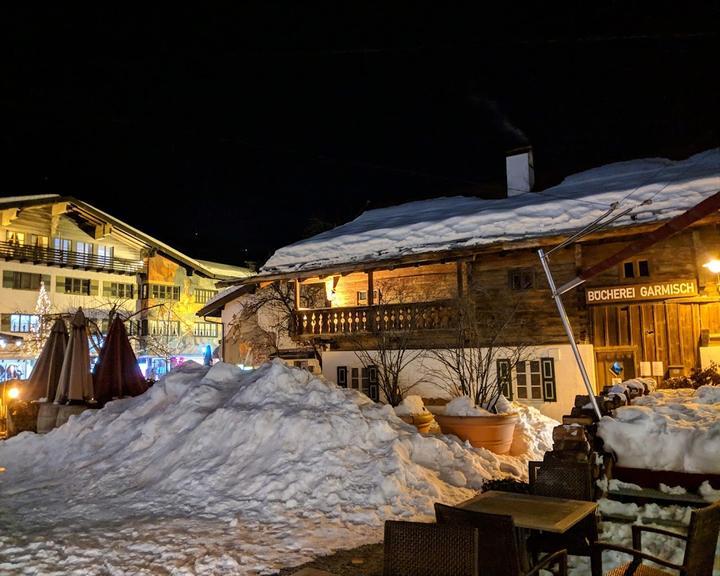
left=0, top=360, right=555, bottom=575
left=597, top=385, right=720, bottom=473
left=261, top=149, right=720, bottom=275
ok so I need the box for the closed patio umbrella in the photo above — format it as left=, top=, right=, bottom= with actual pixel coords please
left=24, top=318, right=68, bottom=401
left=54, top=308, right=93, bottom=404
left=93, top=316, right=147, bottom=405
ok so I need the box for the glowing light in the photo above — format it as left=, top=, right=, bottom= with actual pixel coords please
left=703, top=260, right=720, bottom=274
left=7, top=387, right=20, bottom=400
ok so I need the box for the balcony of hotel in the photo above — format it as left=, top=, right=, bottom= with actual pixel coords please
left=292, top=299, right=459, bottom=338
left=0, top=241, right=144, bottom=275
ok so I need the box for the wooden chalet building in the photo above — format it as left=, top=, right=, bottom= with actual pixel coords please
left=201, top=149, right=720, bottom=420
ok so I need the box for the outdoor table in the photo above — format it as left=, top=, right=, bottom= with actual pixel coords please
left=459, top=490, right=598, bottom=533
left=458, top=490, right=598, bottom=570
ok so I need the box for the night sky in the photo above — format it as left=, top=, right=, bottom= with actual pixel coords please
left=2, top=4, right=719, bottom=269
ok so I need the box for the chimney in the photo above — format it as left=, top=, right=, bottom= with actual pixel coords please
left=505, top=147, right=534, bottom=197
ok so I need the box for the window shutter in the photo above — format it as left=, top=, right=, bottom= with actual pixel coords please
left=337, top=366, right=348, bottom=387
left=90, top=279, right=99, bottom=296
left=496, top=359, right=512, bottom=400
left=368, top=365, right=379, bottom=402
left=141, top=284, right=148, bottom=299
left=55, top=276, right=66, bottom=293
left=2, top=271, right=13, bottom=288
left=0, top=314, right=10, bottom=332
left=541, top=357, right=557, bottom=402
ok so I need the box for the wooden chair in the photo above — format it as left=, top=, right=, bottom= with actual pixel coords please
left=383, top=520, right=479, bottom=576
left=526, top=460, right=599, bottom=561
left=434, top=503, right=567, bottom=576
left=591, top=500, right=720, bottom=576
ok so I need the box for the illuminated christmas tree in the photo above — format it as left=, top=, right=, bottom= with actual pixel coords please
left=28, top=281, right=53, bottom=355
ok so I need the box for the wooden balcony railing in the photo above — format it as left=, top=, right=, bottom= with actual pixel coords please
left=0, top=241, right=144, bottom=275
left=293, top=300, right=458, bottom=337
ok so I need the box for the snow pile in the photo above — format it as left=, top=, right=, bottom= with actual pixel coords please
left=444, top=396, right=493, bottom=416
left=0, top=360, right=553, bottom=574
left=597, top=386, right=720, bottom=473
left=261, top=149, right=720, bottom=274
left=393, top=395, right=428, bottom=416
left=508, top=401, right=556, bottom=460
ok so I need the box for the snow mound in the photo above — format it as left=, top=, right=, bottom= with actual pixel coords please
left=0, top=361, right=556, bottom=573
left=597, top=386, right=720, bottom=473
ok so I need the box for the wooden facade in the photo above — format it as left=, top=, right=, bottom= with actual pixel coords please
left=280, top=217, right=720, bottom=389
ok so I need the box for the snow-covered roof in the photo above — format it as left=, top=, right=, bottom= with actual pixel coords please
left=261, top=149, right=720, bottom=276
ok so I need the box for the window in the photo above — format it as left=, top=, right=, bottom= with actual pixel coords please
left=293, top=360, right=315, bottom=373
left=53, top=237, right=71, bottom=251
left=193, top=322, right=218, bottom=337
left=10, top=314, right=40, bottom=333
left=29, top=234, right=49, bottom=248
left=64, top=277, right=91, bottom=295
left=350, top=365, right=379, bottom=401
left=53, top=238, right=71, bottom=263
left=622, top=260, right=650, bottom=279
left=356, top=289, right=380, bottom=305
left=515, top=358, right=555, bottom=402
left=2, top=271, right=49, bottom=291
left=148, top=320, right=180, bottom=336
left=76, top=241, right=93, bottom=255
left=96, top=245, right=114, bottom=263
left=194, top=289, right=217, bottom=304
left=5, top=231, right=25, bottom=245
left=149, top=284, right=181, bottom=300
left=515, top=360, right=542, bottom=400
left=103, top=282, right=134, bottom=299
left=509, top=268, right=535, bottom=290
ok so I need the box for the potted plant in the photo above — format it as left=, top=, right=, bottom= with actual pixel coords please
left=425, top=293, right=530, bottom=454
left=393, top=395, right=435, bottom=433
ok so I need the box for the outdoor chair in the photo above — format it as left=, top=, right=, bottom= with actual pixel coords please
left=383, top=520, right=479, bottom=576
left=591, top=500, right=720, bottom=576
left=434, top=503, right=568, bottom=576
left=526, top=460, right=599, bottom=562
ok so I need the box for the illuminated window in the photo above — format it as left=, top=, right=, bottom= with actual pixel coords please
left=10, top=314, right=40, bottom=333
left=356, top=290, right=380, bottom=305
left=193, top=322, right=218, bottom=337
left=194, top=289, right=217, bottom=304
left=2, top=271, right=48, bottom=291
left=64, top=277, right=91, bottom=295
left=29, top=234, right=49, bottom=248
left=6, top=231, right=25, bottom=245
left=103, top=282, right=134, bottom=299
left=149, top=284, right=181, bottom=300
left=97, top=245, right=114, bottom=263
left=148, top=320, right=180, bottom=336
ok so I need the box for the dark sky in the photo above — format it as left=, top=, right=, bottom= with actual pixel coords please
left=2, top=4, right=719, bottom=268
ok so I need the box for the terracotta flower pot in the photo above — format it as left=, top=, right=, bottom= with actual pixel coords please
left=435, top=413, right=518, bottom=454
left=398, top=411, right=435, bottom=433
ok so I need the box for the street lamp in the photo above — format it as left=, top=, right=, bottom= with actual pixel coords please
left=703, top=259, right=720, bottom=294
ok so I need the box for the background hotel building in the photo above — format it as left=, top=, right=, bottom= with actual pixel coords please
left=0, top=195, right=252, bottom=381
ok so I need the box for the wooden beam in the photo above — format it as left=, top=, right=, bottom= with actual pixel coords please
left=367, top=270, right=374, bottom=305
left=294, top=280, right=301, bottom=310
left=0, top=208, right=18, bottom=226
left=456, top=262, right=464, bottom=297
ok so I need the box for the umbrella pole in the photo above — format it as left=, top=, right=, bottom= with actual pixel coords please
left=538, top=248, right=602, bottom=420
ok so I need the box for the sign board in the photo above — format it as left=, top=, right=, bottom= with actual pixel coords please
left=586, top=280, right=697, bottom=304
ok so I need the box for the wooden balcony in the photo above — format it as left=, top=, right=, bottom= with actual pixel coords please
left=0, top=241, right=144, bottom=275
left=293, top=299, right=458, bottom=337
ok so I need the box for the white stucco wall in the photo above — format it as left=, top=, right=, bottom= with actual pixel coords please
left=321, top=344, right=596, bottom=421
